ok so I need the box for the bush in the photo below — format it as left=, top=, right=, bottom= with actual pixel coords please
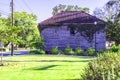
left=68, top=50, right=75, bottom=55
left=75, top=47, right=82, bottom=55
left=39, top=49, right=45, bottom=55
left=63, top=46, right=74, bottom=55
left=29, top=49, right=45, bottom=55
left=87, top=47, right=95, bottom=56
left=0, top=48, right=9, bottom=52
left=50, top=46, right=59, bottom=54
left=29, top=50, right=39, bottom=54
left=58, top=50, right=64, bottom=55
left=110, top=45, right=119, bottom=52
left=81, top=52, right=120, bottom=80
left=98, top=49, right=105, bottom=54
left=118, top=45, right=120, bottom=53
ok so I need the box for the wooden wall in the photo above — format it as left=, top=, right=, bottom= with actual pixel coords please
left=40, top=26, right=106, bottom=51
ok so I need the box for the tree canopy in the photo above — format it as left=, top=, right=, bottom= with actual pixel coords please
left=52, top=4, right=89, bottom=15
left=93, top=0, right=120, bottom=45
left=0, top=16, right=21, bottom=49
left=0, top=17, right=8, bottom=43
left=0, top=12, right=44, bottom=50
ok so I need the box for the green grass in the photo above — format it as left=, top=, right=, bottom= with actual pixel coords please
left=0, top=55, right=92, bottom=80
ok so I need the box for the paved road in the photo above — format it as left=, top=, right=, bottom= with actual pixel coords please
left=0, top=50, right=30, bottom=56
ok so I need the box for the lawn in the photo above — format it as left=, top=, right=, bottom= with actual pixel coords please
left=0, top=55, right=92, bottom=80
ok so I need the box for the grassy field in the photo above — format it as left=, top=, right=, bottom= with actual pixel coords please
left=0, top=55, right=92, bottom=80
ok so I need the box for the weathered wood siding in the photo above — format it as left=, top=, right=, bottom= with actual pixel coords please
left=40, top=26, right=106, bottom=51
left=95, top=29, right=106, bottom=50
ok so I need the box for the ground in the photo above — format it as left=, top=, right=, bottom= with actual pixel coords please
left=0, top=55, right=92, bottom=80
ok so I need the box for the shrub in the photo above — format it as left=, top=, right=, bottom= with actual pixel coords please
left=75, top=47, right=82, bottom=55
left=58, top=50, right=64, bottom=55
left=98, top=49, right=105, bottom=54
left=50, top=46, right=59, bottom=54
left=39, top=49, right=45, bottom=55
left=29, top=49, right=45, bottom=55
left=0, top=48, right=9, bottom=52
left=68, top=50, right=75, bottom=55
left=63, top=46, right=74, bottom=55
left=29, top=50, right=39, bottom=54
left=118, top=45, right=120, bottom=54
left=110, top=45, right=119, bottom=52
left=82, top=49, right=88, bottom=56
left=87, top=47, right=95, bottom=56
left=81, top=52, right=120, bottom=80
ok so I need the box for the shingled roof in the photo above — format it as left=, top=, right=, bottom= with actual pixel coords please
left=39, top=11, right=105, bottom=26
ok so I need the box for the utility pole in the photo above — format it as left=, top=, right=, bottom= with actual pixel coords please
left=11, top=0, right=14, bottom=56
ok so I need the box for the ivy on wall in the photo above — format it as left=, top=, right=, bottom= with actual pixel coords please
left=68, top=24, right=105, bottom=46
left=39, top=23, right=105, bottom=47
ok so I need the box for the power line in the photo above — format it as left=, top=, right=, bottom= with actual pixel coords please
left=0, top=2, right=9, bottom=6
left=0, top=12, right=9, bottom=16
left=22, top=0, right=33, bottom=13
left=0, top=12, right=8, bottom=16
left=0, top=10, right=9, bottom=15
left=0, top=2, right=9, bottom=16
left=14, top=0, right=25, bottom=11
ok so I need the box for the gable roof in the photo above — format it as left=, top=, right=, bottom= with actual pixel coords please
left=39, top=11, right=105, bottom=26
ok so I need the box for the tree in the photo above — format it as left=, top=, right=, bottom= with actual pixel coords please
left=52, top=6, right=59, bottom=15
left=0, top=15, right=21, bottom=61
left=52, top=4, right=89, bottom=15
left=93, top=0, right=120, bottom=21
left=82, top=8, right=89, bottom=13
left=106, top=20, right=120, bottom=45
left=93, top=0, right=120, bottom=45
left=58, top=4, right=66, bottom=12
left=74, top=5, right=79, bottom=11
left=7, top=12, right=44, bottom=49
left=6, top=26, right=22, bottom=45
left=66, top=5, right=74, bottom=11
left=0, top=16, right=6, bottom=65
left=0, top=17, right=8, bottom=43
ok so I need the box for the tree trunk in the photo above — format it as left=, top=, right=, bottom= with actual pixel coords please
left=11, top=44, right=14, bottom=56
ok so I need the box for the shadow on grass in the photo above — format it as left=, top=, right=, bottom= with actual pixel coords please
left=33, top=65, right=58, bottom=70
left=29, top=65, right=82, bottom=71
left=4, top=60, right=90, bottom=63
left=46, top=69, right=82, bottom=70
left=66, top=79, right=80, bottom=80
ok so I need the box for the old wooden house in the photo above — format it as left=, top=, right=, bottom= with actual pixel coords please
left=38, top=11, right=106, bottom=51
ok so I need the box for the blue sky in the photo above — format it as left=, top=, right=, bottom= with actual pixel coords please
left=0, top=0, right=109, bottom=22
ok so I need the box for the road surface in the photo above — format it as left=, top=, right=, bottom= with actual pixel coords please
left=0, top=50, right=30, bottom=56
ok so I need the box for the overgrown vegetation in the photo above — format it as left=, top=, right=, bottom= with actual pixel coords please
left=81, top=52, right=120, bottom=80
